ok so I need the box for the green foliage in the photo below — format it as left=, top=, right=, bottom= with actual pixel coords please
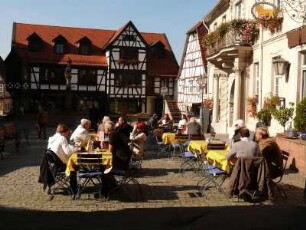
left=216, top=22, right=231, bottom=40
left=293, top=98, right=306, bottom=132
left=272, top=102, right=295, bottom=131
left=256, top=108, right=272, bottom=126
left=202, top=19, right=259, bottom=47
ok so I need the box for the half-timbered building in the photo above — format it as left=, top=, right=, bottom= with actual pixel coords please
left=5, top=21, right=178, bottom=117
left=177, top=21, right=209, bottom=128
left=0, top=56, right=13, bottom=116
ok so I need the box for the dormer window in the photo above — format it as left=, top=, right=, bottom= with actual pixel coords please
left=52, top=35, right=67, bottom=54
left=27, top=33, right=43, bottom=52
left=76, top=36, right=92, bottom=55
left=151, top=41, right=165, bottom=58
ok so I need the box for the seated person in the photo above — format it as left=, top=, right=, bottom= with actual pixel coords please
left=97, top=116, right=111, bottom=133
left=178, top=114, right=188, bottom=134
left=115, top=116, right=133, bottom=142
left=255, top=127, right=283, bottom=179
left=48, top=123, right=78, bottom=165
left=70, top=119, right=91, bottom=148
left=226, top=128, right=260, bottom=161
left=158, top=113, right=173, bottom=126
left=97, top=116, right=111, bottom=142
left=147, top=113, right=159, bottom=130
left=231, top=119, right=255, bottom=146
left=129, top=121, right=147, bottom=160
left=105, top=120, right=132, bottom=171
left=47, top=123, right=79, bottom=194
left=186, top=116, right=202, bottom=135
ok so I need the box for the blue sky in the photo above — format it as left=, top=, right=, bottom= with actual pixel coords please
left=0, top=0, right=217, bottom=62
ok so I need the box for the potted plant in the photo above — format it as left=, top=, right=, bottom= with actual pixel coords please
left=256, top=108, right=272, bottom=127
left=272, top=102, right=295, bottom=132
left=293, top=98, right=306, bottom=133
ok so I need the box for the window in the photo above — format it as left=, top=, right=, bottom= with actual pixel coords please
left=55, top=43, right=64, bottom=54
left=77, top=37, right=91, bottom=55
left=119, top=47, right=138, bottom=61
left=27, top=33, right=43, bottom=52
left=213, top=22, right=218, bottom=31
left=222, top=15, right=226, bottom=23
left=78, top=69, right=97, bottom=86
left=40, top=67, right=65, bottom=84
left=275, top=77, right=280, bottom=95
left=52, top=35, right=67, bottom=54
left=79, top=43, right=90, bottom=55
left=115, top=73, right=141, bottom=87
left=235, top=1, right=242, bottom=19
left=302, top=70, right=306, bottom=99
left=123, top=34, right=136, bottom=41
left=254, top=63, right=260, bottom=96
left=302, top=53, right=306, bottom=99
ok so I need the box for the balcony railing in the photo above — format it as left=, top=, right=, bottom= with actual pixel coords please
left=206, top=29, right=255, bottom=56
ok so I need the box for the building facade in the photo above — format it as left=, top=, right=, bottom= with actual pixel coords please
left=201, top=0, right=306, bottom=135
left=177, top=21, right=208, bottom=115
left=5, top=21, right=179, bottom=117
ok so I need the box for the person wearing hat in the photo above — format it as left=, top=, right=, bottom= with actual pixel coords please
left=231, top=119, right=255, bottom=147
left=70, top=118, right=91, bottom=147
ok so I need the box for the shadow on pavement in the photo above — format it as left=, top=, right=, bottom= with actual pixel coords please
left=1, top=205, right=306, bottom=230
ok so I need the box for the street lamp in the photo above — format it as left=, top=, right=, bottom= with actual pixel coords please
left=161, top=86, right=168, bottom=115
left=197, top=75, right=207, bottom=130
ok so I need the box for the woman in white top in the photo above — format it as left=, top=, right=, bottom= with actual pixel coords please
left=47, top=123, right=78, bottom=164
left=178, top=114, right=188, bottom=134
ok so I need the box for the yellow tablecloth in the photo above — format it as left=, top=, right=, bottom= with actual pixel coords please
left=187, top=140, right=208, bottom=154
left=205, top=146, right=234, bottom=173
left=162, top=132, right=176, bottom=144
left=65, top=151, right=112, bottom=176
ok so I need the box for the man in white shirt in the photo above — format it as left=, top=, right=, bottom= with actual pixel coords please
left=70, top=119, right=91, bottom=147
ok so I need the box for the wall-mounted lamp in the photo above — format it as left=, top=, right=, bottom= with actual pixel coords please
left=272, top=57, right=290, bottom=82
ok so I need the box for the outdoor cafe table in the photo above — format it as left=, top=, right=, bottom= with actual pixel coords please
left=162, top=133, right=189, bottom=145
left=187, top=141, right=233, bottom=173
left=187, top=140, right=208, bottom=155
left=65, top=150, right=112, bottom=176
left=162, top=132, right=176, bottom=144
left=205, top=146, right=233, bottom=174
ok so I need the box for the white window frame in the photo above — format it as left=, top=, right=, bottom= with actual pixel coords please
left=235, top=1, right=242, bottom=19
left=302, top=52, right=306, bottom=99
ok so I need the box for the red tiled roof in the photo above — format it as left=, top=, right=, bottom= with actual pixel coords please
left=13, top=22, right=178, bottom=76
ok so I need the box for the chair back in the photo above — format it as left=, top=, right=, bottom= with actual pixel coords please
left=272, top=150, right=289, bottom=183
left=281, top=150, right=289, bottom=173
left=76, top=153, right=103, bottom=166
left=45, top=149, right=66, bottom=172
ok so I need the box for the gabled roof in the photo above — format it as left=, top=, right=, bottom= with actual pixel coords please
left=12, top=22, right=178, bottom=77
left=102, top=20, right=149, bottom=50
left=178, top=21, right=208, bottom=77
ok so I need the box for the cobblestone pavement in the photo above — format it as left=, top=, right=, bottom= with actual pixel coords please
left=1, top=123, right=306, bottom=229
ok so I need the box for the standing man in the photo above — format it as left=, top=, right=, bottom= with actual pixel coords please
left=37, top=105, right=48, bottom=139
